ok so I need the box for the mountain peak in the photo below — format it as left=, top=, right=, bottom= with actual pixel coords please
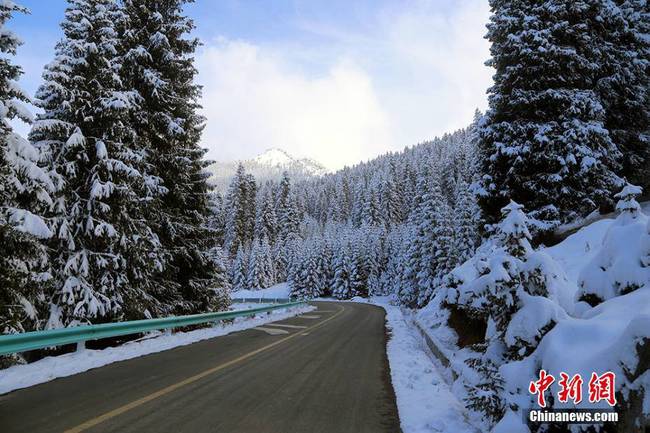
left=253, top=148, right=295, bottom=166
left=207, top=148, right=328, bottom=192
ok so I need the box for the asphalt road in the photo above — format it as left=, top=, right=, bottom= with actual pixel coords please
left=0, top=301, right=401, bottom=433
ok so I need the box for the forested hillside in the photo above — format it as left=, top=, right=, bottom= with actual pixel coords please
left=217, top=121, right=482, bottom=307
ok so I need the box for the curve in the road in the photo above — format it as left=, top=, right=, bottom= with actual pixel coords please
left=0, top=301, right=402, bottom=433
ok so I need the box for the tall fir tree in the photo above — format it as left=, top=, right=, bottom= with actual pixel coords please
left=276, top=171, right=300, bottom=241
left=224, top=164, right=254, bottom=256
left=254, top=185, right=278, bottom=243
left=478, top=0, right=621, bottom=230
left=230, top=245, right=248, bottom=291
left=120, top=0, right=227, bottom=314
left=597, top=0, right=650, bottom=191
left=246, top=236, right=274, bottom=289
left=289, top=243, right=321, bottom=299
left=30, top=0, right=165, bottom=327
left=0, top=2, right=53, bottom=338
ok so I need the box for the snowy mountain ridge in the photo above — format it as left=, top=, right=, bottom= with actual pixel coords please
left=252, top=148, right=328, bottom=176
left=207, top=148, right=328, bottom=192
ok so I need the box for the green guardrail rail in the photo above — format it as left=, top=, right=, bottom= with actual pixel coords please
left=231, top=298, right=294, bottom=304
left=0, top=301, right=306, bottom=356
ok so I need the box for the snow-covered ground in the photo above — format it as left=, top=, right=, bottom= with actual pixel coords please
left=230, top=302, right=273, bottom=310
left=0, top=303, right=313, bottom=395
left=344, top=296, right=476, bottom=433
left=415, top=198, right=650, bottom=432
left=231, top=282, right=292, bottom=299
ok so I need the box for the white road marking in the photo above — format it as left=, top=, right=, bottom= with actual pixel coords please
left=253, top=327, right=289, bottom=335
left=266, top=323, right=308, bottom=329
left=301, top=333, right=310, bottom=336
left=298, top=315, right=321, bottom=319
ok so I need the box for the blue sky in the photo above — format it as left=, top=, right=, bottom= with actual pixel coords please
left=9, top=0, right=493, bottom=170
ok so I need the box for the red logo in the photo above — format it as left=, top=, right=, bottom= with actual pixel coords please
left=558, top=372, right=583, bottom=404
left=529, top=369, right=555, bottom=407
left=588, top=372, right=617, bottom=406
left=530, top=371, right=616, bottom=408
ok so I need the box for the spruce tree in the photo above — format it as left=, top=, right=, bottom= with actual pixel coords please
left=478, top=0, right=621, bottom=229
left=246, top=236, right=274, bottom=290
left=452, top=178, right=481, bottom=265
left=230, top=245, right=248, bottom=291
left=254, top=185, right=278, bottom=244
left=332, top=241, right=354, bottom=299
left=418, top=178, right=454, bottom=307
left=597, top=0, right=650, bottom=191
left=0, top=2, right=53, bottom=336
left=289, top=243, right=321, bottom=299
left=120, top=0, right=227, bottom=314
left=225, top=164, right=254, bottom=256
left=276, top=171, right=300, bottom=241
left=398, top=171, right=428, bottom=307
left=31, top=0, right=165, bottom=326
left=246, top=240, right=264, bottom=290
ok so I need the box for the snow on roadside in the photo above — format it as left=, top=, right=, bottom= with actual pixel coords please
left=0, top=304, right=314, bottom=395
left=229, top=302, right=273, bottom=310
left=231, top=282, right=291, bottom=299
left=350, top=296, right=476, bottom=433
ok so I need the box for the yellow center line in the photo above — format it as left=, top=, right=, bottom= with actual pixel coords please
left=64, top=304, right=345, bottom=433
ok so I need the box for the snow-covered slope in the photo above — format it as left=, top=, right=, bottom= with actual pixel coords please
left=207, top=148, right=328, bottom=192
left=416, top=198, right=650, bottom=432
left=231, top=282, right=292, bottom=299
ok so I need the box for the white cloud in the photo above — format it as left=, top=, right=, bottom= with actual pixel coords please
left=197, top=39, right=394, bottom=170
left=196, top=0, right=493, bottom=170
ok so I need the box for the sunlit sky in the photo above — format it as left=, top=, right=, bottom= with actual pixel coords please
left=10, top=0, right=493, bottom=170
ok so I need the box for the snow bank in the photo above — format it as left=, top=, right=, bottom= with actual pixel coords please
left=231, top=282, right=292, bottom=299
left=415, top=189, right=650, bottom=431
left=349, top=297, right=476, bottom=433
left=0, top=304, right=314, bottom=395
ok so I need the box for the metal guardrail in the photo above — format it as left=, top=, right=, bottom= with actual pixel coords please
left=231, top=297, right=294, bottom=304
left=0, top=301, right=306, bottom=356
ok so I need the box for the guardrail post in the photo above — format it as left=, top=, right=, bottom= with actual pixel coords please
left=76, top=341, right=85, bottom=352
left=164, top=328, right=172, bottom=337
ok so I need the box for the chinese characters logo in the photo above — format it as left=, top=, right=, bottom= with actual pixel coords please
left=529, top=370, right=616, bottom=407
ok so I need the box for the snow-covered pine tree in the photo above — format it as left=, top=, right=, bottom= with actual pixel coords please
left=478, top=0, right=621, bottom=230
left=452, top=178, right=481, bottom=265
left=289, top=243, right=321, bottom=299
left=378, top=228, right=407, bottom=297
left=361, top=183, right=383, bottom=227
left=0, top=2, right=54, bottom=338
left=246, top=240, right=263, bottom=290
left=398, top=171, right=428, bottom=307
left=246, top=236, right=274, bottom=290
left=331, top=240, right=354, bottom=300
left=225, top=164, right=254, bottom=256
left=596, top=1, right=650, bottom=191
left=349, top=232, right=370, bottom=298
left=31, top=0, right=166, bottom=327
left=120, top=0, right=229, bottom=314
left=383, top=161, right=406, bottom=227
left=457, top=201, right=564, bottom=423
left=260, top=236, right=275, bottom=286
left=276, top=171, right=300, bottom=242
left=254, top=185, right=278, bottom=244
left=418, top=179, right=454, bottom=307
left=230, top=245, right=248, bottom=291
left=313, top=236, right=333, bottom=296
